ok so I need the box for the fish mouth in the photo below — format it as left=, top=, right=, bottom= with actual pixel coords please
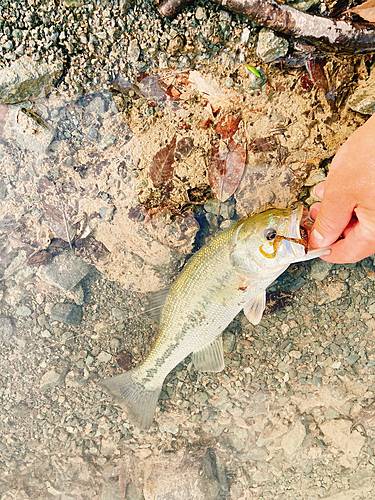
left=287, top=205, right=309, bottom=257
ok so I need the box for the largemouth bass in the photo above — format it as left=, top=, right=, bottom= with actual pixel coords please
left=99, top=205, right=330, bottom=429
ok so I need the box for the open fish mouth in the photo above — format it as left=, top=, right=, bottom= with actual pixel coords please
left=286, top=205, right=309, bottom=257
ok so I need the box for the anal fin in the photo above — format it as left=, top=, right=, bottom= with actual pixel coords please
left=244, top=291, right=266, bottom=325
left=192, top=335, right=225, bottom=372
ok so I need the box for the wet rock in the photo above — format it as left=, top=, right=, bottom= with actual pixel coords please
left=0, top=179, right=7, bottom=200
left=310, top=260, right=333, bottom=281
left=286, top=0, right=320, bottom=11
left=40, top=369, right=67, bottom=391
left=348, top=70, right=375, bottom=115
left=320, top=419, right=365, bottom=466
left=256, top=28, right=289, bottom=63
left=101, top=480, right=122, bottom=500
left=281, top=420, right=306, bottom=456
left=316, top=280, right=348, bottom=305
left=0, top=56, right=63, bottom=104
left=346, top=353, right=360, bottom=365
left=247, top=67, right=267, bottom=89
left=39, top=250, right=93, bottom=292
left=128, top=39, right=140, bottom=63
left=50, top=303, right=82, bottom=325
left=15, top=305, right=32, bottom=316
left=167, top=36, right=184, bottom=55
left=195, top=6, right=207, bottom=20
left=97, top=351, right=112, bottom=363
left=0, top=316, right=14, bottom=341
left=125, top=482, right=144, bottom=500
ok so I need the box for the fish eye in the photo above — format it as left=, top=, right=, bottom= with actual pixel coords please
left=265, top=228, right=277, bottom=241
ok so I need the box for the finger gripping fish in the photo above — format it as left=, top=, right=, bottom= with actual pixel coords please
left=99, top=205, right=329, bottom=429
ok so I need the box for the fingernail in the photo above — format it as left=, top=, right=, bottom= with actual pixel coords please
left=310, top=228, right=324, bottom=246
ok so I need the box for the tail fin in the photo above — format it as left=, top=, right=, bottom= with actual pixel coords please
left=98, top=369, right=162, bottom=430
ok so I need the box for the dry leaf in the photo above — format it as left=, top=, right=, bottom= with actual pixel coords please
left=209, top=115, right=246, bottom=203
left=306, top=59, right=329, bottom=93
left=188, top=70, right=230, bottom=108
left=150, top=135, right=177, bottom=188
left=251, top=136, right=278, bottom=153
left=347, top=0, right=375, bottom=21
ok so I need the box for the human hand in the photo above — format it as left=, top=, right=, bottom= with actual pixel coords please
left=308, top=113, right=375, bottom=264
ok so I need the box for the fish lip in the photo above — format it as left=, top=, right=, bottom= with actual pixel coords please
left=287, top=205, right=307, bottom=258
left=288, top=205, right=304, bottom=239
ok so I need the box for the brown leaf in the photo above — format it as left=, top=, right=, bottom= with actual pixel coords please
left=251, top=136, right=278, bottom=153
left=264, top=289, right=295, bottom=315
left=150, top=135, right=177, bottom=188
left=209, top=115, right=246, bottom=203
left=306, top=59, right=329, bottom=93
left=116, top=351, right=132, bottom=371
left=347, top=0, right=375, bottom=21
left=214, top=114, right=242, bottom=140
left=175, top=137, right=194, bottom=160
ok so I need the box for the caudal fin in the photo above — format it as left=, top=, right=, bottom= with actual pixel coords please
left=98, top=369, right=162, bottom=430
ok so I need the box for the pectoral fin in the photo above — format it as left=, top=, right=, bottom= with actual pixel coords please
left=243, top=291, right=266, bottom=325
left=192, top=335, right=225, bottom=372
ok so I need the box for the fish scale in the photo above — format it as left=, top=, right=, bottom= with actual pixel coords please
left=99, top=206, right=330, bottom=429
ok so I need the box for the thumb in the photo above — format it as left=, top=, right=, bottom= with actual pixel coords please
left=309, top=195, right=353, bottom=248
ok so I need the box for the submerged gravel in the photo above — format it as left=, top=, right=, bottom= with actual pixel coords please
left=2, top=1, right=375, bottom=499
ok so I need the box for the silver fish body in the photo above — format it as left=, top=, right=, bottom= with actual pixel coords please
left=99, top=205, right=329, bottom=429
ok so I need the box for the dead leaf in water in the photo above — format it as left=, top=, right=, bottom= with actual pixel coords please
left=209, top=115, right=246, bottom=203
left=347, top=0, right=375, bottom=21
left=150, top=135, right=177, bottom=188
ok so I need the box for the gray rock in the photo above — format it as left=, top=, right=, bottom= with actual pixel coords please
left=0, top=56, right=63, bottom=104
left=348, top=70, right=375, bottom=115
left=256, top=28, right=289, bottom=63
left=0, top=316, right=14, bottom=341
left=97, top=351, right=112, bottom=363
left=310, top=260, right=333, bottom=281
left=128, top=39, right=140, bottom=63
left=346, top=353, right=360, bottom=365
left=247, top=67, right=267, bottom=89
left=125, top=482, right=144, bottom=500
left=195, top=6, right=207, bottom=20
left=40, top=369, right=67, bottom=391
left=101, top=481, right=122, bottom=500
left=40, top=250, right=93, bottom=292
left=50, top=303, right=82, bottom=325
left=0, top=179, right=7, bottom=200
left=15, top=305, right=32, bottom=316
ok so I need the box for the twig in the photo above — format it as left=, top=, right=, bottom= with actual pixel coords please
left=156, top=0, right=375, bottom=54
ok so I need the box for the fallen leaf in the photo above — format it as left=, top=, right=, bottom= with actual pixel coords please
left=251, top=136, right=278, bottom=153
left=175, top=137, right=194, bottom=160
left=214, top=114, right=242, bottom=140
left=209, top=115, right=246, bottom=203
left=347, top=0, right=375, bottom=21
left=188, top=70, right=231, bottom=109
left=150, top=135, right=177, bottom=188
left=306, top=59, right=329, bottom=93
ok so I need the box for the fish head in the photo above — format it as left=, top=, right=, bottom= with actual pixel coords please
left=231, top=205, right=308, bottom=274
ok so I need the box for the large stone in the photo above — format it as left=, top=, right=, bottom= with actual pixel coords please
left=0, top=316, right=14, bottom=341
left=256, top=28, right=289, bottom=63
left=0, top=56, right=63, bottom=105
left=50, top=303, right=83, bottom=325
left=39, top=250, right=93, bottom=292
left=348, top=70, right=375, bottom=115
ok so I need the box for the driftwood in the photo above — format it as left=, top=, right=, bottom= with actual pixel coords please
left=157, top=0, right=375, bottom=53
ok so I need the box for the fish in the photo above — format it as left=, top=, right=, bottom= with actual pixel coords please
left=99, top=205, right=330, bottom=429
